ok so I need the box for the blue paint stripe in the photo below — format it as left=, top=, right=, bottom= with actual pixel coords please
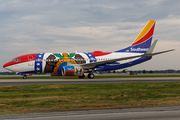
left=34, top=53, right=45, bottom=73
left=84, top=52, right=97, bottom=63
left=115, top=37, right=152, bottom=53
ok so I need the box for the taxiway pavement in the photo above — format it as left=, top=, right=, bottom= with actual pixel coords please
left=0, top=77, right=180, bottom=85
left=2, top=107, right=180, bottom=120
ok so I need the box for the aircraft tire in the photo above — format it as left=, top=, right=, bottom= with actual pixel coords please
left=78, top=74, right=85, bottom=79
left=88, top=73, right=95, bottom=79
left=23, top=75, right=27, bottom=79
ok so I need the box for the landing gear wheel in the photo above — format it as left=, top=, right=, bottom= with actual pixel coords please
left=23, top=75, right=27, bottom=79
left=78, top=74, right=85, bottom=79
left=88, top=73, right=95, bottom=79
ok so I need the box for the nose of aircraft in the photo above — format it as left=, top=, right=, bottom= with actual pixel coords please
left=3, top=61, right=16, bottom=72
left=3, top=61, right=14, bottom=71
left=3, top=62, right=9, bottom=68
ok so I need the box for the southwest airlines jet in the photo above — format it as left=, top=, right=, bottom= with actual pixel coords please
left=3, top=20, right=174, bottom=79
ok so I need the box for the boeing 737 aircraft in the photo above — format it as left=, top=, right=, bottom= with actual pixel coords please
left=3, top=20, right=174, bottom=79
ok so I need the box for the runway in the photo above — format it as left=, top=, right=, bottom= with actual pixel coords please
left=2, top=107, right=180, bottom=120
left=0, top=77, right=180, bottom=85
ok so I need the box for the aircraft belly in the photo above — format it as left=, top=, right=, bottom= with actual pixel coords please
left=94, top=57, right=151, bottom=71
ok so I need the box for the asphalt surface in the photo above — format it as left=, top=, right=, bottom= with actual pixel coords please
left=2, top=107, right=180, bottom=120
left=0, top=77, right=180, bottom=85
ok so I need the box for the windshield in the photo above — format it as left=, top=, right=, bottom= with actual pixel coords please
left=11, top=59, right=21, bottom=62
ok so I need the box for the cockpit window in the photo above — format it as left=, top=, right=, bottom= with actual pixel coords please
left=11, top=59, right=21, bottom=62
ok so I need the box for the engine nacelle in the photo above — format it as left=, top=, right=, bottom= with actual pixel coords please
left=61, top=65, right=84, bottom=76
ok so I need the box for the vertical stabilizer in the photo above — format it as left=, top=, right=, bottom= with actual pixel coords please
left=115, top=20, right=156, bottom=53
left=131, top=20, right=156, bottom=46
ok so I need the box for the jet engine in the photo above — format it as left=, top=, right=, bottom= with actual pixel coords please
left=61, top=65, right=84, bottom=76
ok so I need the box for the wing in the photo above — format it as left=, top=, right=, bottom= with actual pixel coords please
left=80, top=54, right=143, bottom=69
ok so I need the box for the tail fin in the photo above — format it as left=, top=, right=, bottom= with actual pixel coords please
left=115, top=20, right=156, bottom=53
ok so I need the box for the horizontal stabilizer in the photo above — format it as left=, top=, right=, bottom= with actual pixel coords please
left=142, top=39, right=175, bottom=57
left=144, top=49, right=175, bottom=57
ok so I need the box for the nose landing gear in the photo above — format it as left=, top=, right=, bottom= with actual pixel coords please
left=23, top=75, right=27, bottom=79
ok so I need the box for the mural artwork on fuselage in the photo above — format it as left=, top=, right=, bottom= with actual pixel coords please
left=44, top=55, right=57, bottom=73
left=44, top=53, right=86, bottom=75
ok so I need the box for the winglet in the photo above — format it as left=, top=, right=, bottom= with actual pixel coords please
left=144, top=39, right=158, bottom=55
left=143, top=39, right=175, bottom=57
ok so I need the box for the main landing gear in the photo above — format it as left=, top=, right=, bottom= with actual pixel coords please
left=88, top=73, right=95, bottom=79
left=78, top=73, right=95, bottom=79
left=78, top=74, right=85, bottom=79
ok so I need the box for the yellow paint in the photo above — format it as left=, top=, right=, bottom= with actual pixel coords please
left=53, top=53, right=77, bottom=73
left=133, top=20, right=155, bottom=43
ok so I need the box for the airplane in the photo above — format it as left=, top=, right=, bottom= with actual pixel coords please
left=3, top=20, right=174, bottom=79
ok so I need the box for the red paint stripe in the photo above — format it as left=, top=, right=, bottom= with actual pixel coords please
left=131, top=23, right=155, bottom=46
left=3, top=54, right=37, bottom=68
left=90, top=52, right=112, bottom=57
left=64, top=71, right=75, bottom=76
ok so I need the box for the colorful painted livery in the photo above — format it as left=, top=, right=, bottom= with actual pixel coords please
left=3, top=20, right=174, bottom=79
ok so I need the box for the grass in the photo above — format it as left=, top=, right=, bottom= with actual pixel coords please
left=0, top=74, right=180, bottom=79
left=1, top=82, right=180, bottom=114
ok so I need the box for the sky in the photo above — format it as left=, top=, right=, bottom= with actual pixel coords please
left=1, top=0, right=180, bottom=72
